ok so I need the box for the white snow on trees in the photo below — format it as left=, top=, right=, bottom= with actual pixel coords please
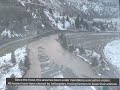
left=44, top=10, right=74, bottom=30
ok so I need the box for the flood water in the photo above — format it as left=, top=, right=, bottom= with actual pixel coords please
left=18, top=34, right=101, bottom=90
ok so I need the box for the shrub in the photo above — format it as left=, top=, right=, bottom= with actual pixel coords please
left=24, top=56, right=30, bottom=70
left=11, top=52, right=16, bottom=65
left=91, top=56, right=99, bottom=67
left=79, top=45, right=86, bottom=54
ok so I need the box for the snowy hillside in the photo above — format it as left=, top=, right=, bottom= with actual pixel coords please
left=44, top=9, right=75, bottom=30
left=67, top=0, right=118, bottom=18
left=0, top=47, right=27, bottom=90
left=0, top=0, right=119, bottom=39
left=104, top=40, right=120, bottom=74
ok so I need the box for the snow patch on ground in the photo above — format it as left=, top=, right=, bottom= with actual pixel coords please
left=1, top=29, right=23, bottom=38
left=68, top=0, right=118, bottom=18
left=104, top=40, right=120, bottom=73
left=0, top=47, right=27, bottom=90
left=17, top=0, right=26, bottom=6
left=32, top=12, right=37, bottom=19
left=90, top=86, right=97, bottom=90
left=1, top=29, right=11, bottom=38
left=0, top=54, right=12, bottom=68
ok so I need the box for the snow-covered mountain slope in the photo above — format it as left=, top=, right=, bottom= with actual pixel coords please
left=13, top=0, right=120, bottom=23
left=0, top=0, right=119, bottom=39
left=67, top=0, right=118, bottom=18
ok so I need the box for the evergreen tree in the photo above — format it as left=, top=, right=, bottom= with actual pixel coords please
left=24, top=56, right=30, bottom=70
left=59, top=32, right=64, bottom=42
left=66, top=16, right=69, bottom=22
left=114, top=26, right=117, bottom=31
left=11, top=52, right=16, bottom=64
left=80, top=17, right=84, bottom=25
left=6, top=74, right=16, bottom=90
left=101, top=23, right=105, bottom=31
left=62, top=17, right=65, bottom=28
left=100, top=55, right=106, bottom=68
left=59, top=33, right=68, bottom=49
left=104, top=21, right=106, bottom=24
left=79, top=45, right=86, bottom=54
left=101, top=60, right=106, bottom=69
left=49, top=8, right=53, bottom=14
left=68, top=44, right=75, bottom=52
left=75, top=15, right=80, bottom=29
left=58, top=33, right=61, bottom=40
left=91, top=57, right=99, bottom=67
left=84, top=21, right=89, bottom=30
left=110, top=21, right=112, bottom=24
left=115, top=22, right=117, bottom=26
left=19, top=60, right=24, bottom=73
left=55, top=18, right=58, bottom=23
left=92, top=21, right=95, bottom=26
left=10, top=74, right=15, bottom=78
left=62, top=35, right=68, bottom=49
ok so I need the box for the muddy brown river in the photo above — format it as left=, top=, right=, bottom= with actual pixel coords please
left=18, top=34, right=100, bottom=90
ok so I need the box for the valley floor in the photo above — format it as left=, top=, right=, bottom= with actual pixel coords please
left=18, top=34, right=100, bottom=90
left=0, top=31, right=120, bottom=90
